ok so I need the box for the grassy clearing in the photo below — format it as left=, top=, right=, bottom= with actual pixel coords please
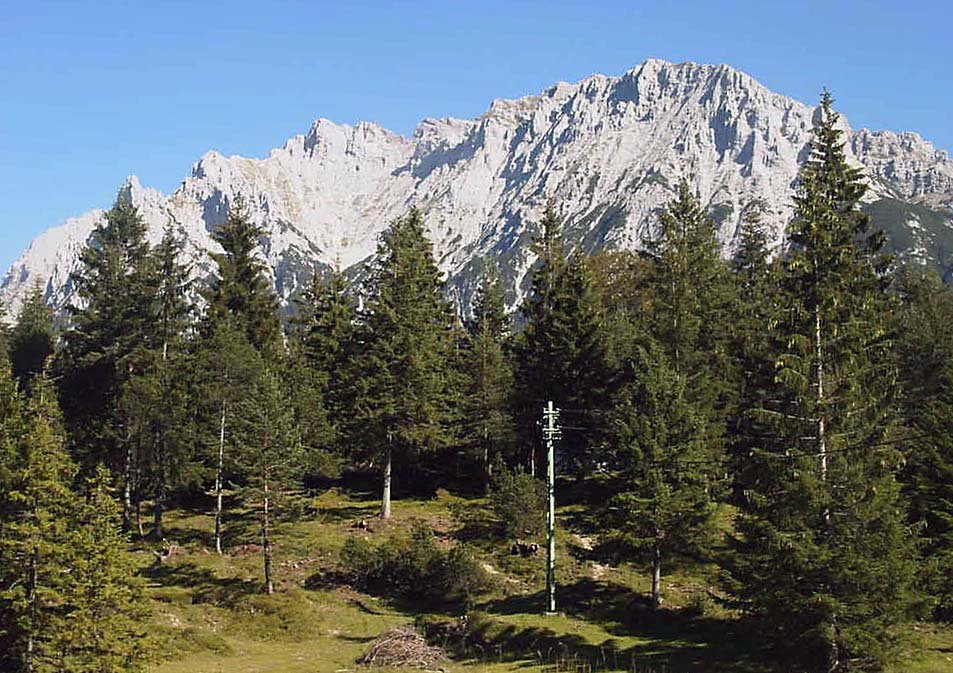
left=137, top=487, right=953, bottom=673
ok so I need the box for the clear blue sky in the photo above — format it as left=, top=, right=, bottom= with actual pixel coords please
left=2, top=0, right=951, bottom=273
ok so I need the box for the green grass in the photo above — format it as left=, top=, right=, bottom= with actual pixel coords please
left=136, top=488, right=953, bottom=673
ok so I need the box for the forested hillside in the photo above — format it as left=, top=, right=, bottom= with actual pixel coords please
left=2, top=95, right=953, bottom=673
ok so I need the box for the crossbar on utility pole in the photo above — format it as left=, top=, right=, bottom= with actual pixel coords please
left=542, top=400, right=560, bottom=614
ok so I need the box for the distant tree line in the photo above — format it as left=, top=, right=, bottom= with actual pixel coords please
left=1, top=93, right=951, bottom=672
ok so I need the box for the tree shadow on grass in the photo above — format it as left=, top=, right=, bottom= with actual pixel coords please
left=313, top=502, right=381, bottom=526
left=158, top=500, right=262, bottom=551
left=146, top=560, right=261, bottom=606
left=473, top=578, right=778, bottom=673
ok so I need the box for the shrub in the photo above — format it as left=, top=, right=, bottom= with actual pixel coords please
left=489, top=468, right=546, bottom=539
left=341, top=522, right=490, bottom=605
left=436, top=545, right=490, bottom=608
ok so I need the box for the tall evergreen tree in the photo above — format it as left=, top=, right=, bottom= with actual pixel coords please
left=894, top=266, right=953, bottom=618
left=56, top=466, right=149, bottom=672
left=645, top=181, right=736, bottom=436
left=462, top=265, right=514, bottom=482
left=728, top=207, right=781, bottom=498
left=194, top=320, right=264, bottom=553
left=601, top=336, right=720, bottom=609
left=205, top=199, right=281, bottom=355
left=144, top=224, right=195, bottom=538
left=0, top=376, right=148, bottom=673
left=289, top=267, right=356, bottom=455
left=513, top=207, right=610, bottom=477
left=9, top=282, right=55, bottom=391
left=57, top=194, right=155, bottom=527
left=115, top=228, right=195, bottom=538
left=233, top=369, right=301, bottom=594
left=729, top=93, right=916, bottom=672
left=354, top=208, right=455, bottom=518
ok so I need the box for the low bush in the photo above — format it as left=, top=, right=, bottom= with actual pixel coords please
left=489, top=468, right=546, bottom=539
left=341, top=521, right=491, bottom=606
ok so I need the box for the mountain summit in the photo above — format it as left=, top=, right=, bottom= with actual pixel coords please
left=4, top=59, right=952, bottom=317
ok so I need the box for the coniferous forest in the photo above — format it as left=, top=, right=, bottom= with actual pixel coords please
left=3, top=96, right=953, bottom=673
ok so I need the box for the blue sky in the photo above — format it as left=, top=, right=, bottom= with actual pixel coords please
left=2, top=0, right=951, bottom=274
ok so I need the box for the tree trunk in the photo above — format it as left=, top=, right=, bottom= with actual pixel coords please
left=123, top=441, right=134, bottom=531
left=815, top=303, right=831, bottom=527
left=381, top=445, right=392, bottom=519
left=136, top=498, right=145, bottom=538
left=25, top=547, right=37, bottom=673
left=483, top=426, right=492, bottom=490
left=153, top=439, right=165, bottom=540
left=155, top=338, right=169, bottom=539
left=651, top=545, right=662, bottom=610
left=262, top=471, right=273, bottom=595
left=214, top=400, right=226, bottom=554
left=815, top=305, right=827, bottom=483
left=827, top=616, right=840, bottom=673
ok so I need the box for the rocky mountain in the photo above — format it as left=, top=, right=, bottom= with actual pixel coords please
left=3, top=58, right=953, bottom=319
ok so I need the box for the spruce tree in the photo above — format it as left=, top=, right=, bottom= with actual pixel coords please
left=195, top=320, right=264, bottom=553
left=0, top=376, right=148, bottom=673
left=205, top=199, right=281, bottom=355
left=232, top=369, right=301, bottom=594
left=462, top=265, right=514, bottom=483
left=728, top=207, right=781, bottom=498
left=513, top=207, right=610, bottom=477
left=289, top=267, right=356, bottom=455
left=601, top=335, right=720, bottom=609
left=57, top=194, right=155, bottom=527
left=0, top=378, right=77, bottom=673
left=145, top=225, right=195, bottom=537
left=56, top=466, right=149, bottom=672
left=645, top=180, right=736, bottom=437
left=355, top=207, right=455, bottom=518
left=895, top=266, right=953, bottom=617
left=729, top=93, right=916, bottom=672
left=9, top=282, right=55, bottom=391
left=0, top=359, right=26, bottom=670
left=116, top=226, right=194, bottom=538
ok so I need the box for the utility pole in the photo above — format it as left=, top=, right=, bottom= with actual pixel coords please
left=542, top=400, right=560, bottom=614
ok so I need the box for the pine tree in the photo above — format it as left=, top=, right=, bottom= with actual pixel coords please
left=0, top=378, right=77, bottom=673
left=513, top=207, right=610, bottom=477
left=108, top=225, right=194, bottom=538
left=57, top=193, right=155, bottom=527
left=150, top=225, right=195, bottom=537
left=205, top=199, right=281, bottom=355
left=9, top=282, right=55, bottom=391
left=355, top=207, right=455, bottom=518
left=232, top=369, right=301, bottom=594
left=601, top=336, right=720, bottom=609
left=645, top=180, right=736, bottom=436
left=0, top=376, right=148, bottom=673
left=894, top=266, right=953, bottom=618
left=462, top=265, right=514, bottom=483
left=0, top=359, right=26, bottom=670
left=55, top=466, right=149, bottom=672
left=195, top=320, right=264, bottom=553
left=728, top=206, right=781, bottom=498
left=289, top=267, right=356, bottom=455
left=729, top=92, right=916, bottom=671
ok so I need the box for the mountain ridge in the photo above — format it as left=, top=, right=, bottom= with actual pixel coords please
left=4, top=58, right=953, bottom=319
